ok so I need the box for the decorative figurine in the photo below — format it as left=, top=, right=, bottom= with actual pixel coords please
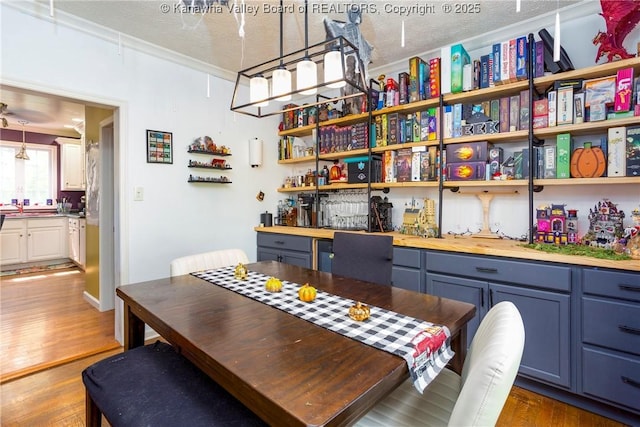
left=593, top=0, right=640, bottom=63
left=583, top=199, right=625, bottom=249
left=536, top=204, right=578, bottom=245
left=234, top=263, right=248, bottom=280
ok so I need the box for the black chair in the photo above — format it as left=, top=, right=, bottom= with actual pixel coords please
left=82, top=341, right=266, bottom=427
left=0, top=214, right=5, bottom=231
left=331, top=232, right=394, bottom=286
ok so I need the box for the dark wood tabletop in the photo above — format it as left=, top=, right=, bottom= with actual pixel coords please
left=116, top=261, right=475, bottom=427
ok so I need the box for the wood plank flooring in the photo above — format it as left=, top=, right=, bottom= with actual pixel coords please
left=0, top=269, right=628, bottom=426
left=0, top=268, right=119, bottom=383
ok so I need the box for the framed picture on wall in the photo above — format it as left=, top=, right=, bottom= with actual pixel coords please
left=146, top=129, right=173, bottom=164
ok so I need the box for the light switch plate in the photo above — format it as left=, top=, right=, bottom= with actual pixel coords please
left=134, top=186, right=144, bottom=201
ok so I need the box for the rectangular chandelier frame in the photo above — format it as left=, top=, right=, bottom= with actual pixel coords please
left=230, top=35, right=369, bottom=118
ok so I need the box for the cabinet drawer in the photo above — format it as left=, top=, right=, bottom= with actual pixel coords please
left=392, top=247, right=421, bottom=269
left=27, top=217, right=65, bottom=228
left=582, top=269, right=640, bottom=302
left=257, top=233, right=311, bottom=252
left=392, top=267, right=421, bottom=293
left=426, top=252, right=571, bottom=292
left=582, top=297, right=640, bottom=356
left=582, top=347, right=640, bottom=413
left=1, top=219, right=25, bottom=231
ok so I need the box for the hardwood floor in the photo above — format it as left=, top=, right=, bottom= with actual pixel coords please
left=0, top=268, right=119, bottom=383
left=0, top=269, right=628, bottom=426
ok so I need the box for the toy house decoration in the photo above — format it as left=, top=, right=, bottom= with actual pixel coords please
left=536, top=204, right=578, bottom=245
left=399, top=198, right=438, bottom=238
left=583, top=199, right=626, bottom=249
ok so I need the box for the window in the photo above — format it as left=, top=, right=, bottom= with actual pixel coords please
left=0, top=141, right=58, bottom=207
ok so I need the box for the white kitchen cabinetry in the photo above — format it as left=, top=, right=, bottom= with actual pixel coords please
left=0, top=219, right=27, bottom=264
left=68, top=217, right=86, bottom=269
left=58, top=137, right=85, bottom=190
left=0, top=217, right=68, bottom=265
left=27, top=218, right=68, bottom=262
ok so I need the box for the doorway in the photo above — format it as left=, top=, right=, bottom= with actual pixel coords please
left=1, top=81, right=124, bottom=341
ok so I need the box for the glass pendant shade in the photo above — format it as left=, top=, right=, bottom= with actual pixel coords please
left=324, top=49, right=345, bottom=89
left=16, top=121, right=30, bottom=160
left=272, top=67, right=292, bottom=101
left=296, top=58, right=317, bottom=95
left=249, top=75, right=269, bottom=107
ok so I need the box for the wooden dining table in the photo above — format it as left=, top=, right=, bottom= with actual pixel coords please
left=116, top=261, right=475, bottom=427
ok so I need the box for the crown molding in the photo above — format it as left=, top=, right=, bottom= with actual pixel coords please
left=3, top=1, right=238, bottom=83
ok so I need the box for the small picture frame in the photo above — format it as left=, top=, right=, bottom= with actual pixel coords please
left=146, top=129, right=173, bottom=164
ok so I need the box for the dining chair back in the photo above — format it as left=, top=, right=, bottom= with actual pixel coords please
left=355, top=300, right=525, bottom=426
left=331, top=232, right=393, bottom=286
left=0, top=214, right=5, bottom=231
left=170, top=248, right=249, bottom=276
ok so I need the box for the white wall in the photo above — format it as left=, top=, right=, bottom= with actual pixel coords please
left=1, top=3, right=286, bottom=285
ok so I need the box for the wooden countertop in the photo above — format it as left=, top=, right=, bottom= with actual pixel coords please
left=255, top=226, right=640, bottom=272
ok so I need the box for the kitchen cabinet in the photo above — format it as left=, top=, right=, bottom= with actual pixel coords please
left=256, top=233, right=312, bottom=268
left=1, top=217, right=68, bottom=265
left=27, top=217, right=68, bottom=262
left=0, top=219, right=27, bottom=264
left=425, top=250, right=572, bottom=389
left=68, top=217, right=86, bottom=269
left=579, top=268, right=640, bottom=416
left=58, top=137, right=85, bottom=191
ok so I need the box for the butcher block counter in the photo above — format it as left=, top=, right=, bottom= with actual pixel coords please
left=255, top=226, right=640, bottom=272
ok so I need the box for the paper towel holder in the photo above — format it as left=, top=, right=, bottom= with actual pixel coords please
left=249, top=137, right=263, bottom=167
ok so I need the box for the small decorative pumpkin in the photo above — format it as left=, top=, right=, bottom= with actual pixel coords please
left=570, top=143, right=606, bottom=178
left=265, top=277, right=283, bottom=292
left=348, top=301, right=370, bottom=321
left=298, top=283, right=317, bottom=302
left=234, top=263, right=248, bottom=280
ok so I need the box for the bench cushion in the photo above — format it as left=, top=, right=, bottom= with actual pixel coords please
left=82, top=341, right=266, bottom=427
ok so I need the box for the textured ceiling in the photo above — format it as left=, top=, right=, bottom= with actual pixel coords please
left=40, top=0, right=584, bottom=76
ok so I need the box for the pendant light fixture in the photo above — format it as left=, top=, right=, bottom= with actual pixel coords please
left=230, top=6, right=369, bottom=118
left=15, top=120, right=30, bottom=160
left=324, top=46, right=346, bottom=89
left=249, top=74, right=269, bottom=107
left=296, top=0, right=317, bottom=95
left=271, top=0, right=292, bottom=101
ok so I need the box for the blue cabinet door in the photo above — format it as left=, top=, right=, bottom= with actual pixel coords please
left=427, top=272, right=487, bottom=349
left=491, top=283, right=571, bottom=388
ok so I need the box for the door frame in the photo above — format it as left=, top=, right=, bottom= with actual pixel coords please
left=2, top=77, right=129, bottom=344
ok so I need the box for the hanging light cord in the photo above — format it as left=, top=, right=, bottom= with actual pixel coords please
left=278, top=0, right=284, bottom=67
left=304, top=0, right=309, bottom=57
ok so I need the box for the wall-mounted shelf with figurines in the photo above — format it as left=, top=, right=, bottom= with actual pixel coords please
left=187, top=136, right=233, bottom=184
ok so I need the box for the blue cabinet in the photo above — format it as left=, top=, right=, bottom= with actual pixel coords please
left=579, top=268, right=640, bottom=416
left=425, top=250, right=572, bottom=389
left=256, top=233, right=312, bottom=268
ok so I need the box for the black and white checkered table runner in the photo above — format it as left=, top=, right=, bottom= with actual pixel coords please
left=193, top=266, right=454, bottom=393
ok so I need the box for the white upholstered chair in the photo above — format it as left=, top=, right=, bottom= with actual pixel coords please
left=170, top=249, right=249, bottom=277
left=355, top=301, right=525, bottom=427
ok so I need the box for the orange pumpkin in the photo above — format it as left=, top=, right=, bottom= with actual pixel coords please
left=298, top=283, right=317, bottom=302
left=570, top=144, right=606, bottom=178
left=265, top=277, right=283, bottom=292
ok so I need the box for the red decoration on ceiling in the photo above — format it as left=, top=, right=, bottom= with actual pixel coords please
left=593, top=0, right=640, bottom=63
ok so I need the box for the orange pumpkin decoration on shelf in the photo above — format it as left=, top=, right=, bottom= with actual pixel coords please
left=298, top=283, right=317, bottom=302
left=570, top=143, right=606, bottom=178
left=265, top=277, right=283, bottom=292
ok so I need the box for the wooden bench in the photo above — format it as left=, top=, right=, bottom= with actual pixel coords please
left=82, top=341, right=266, bottom=427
